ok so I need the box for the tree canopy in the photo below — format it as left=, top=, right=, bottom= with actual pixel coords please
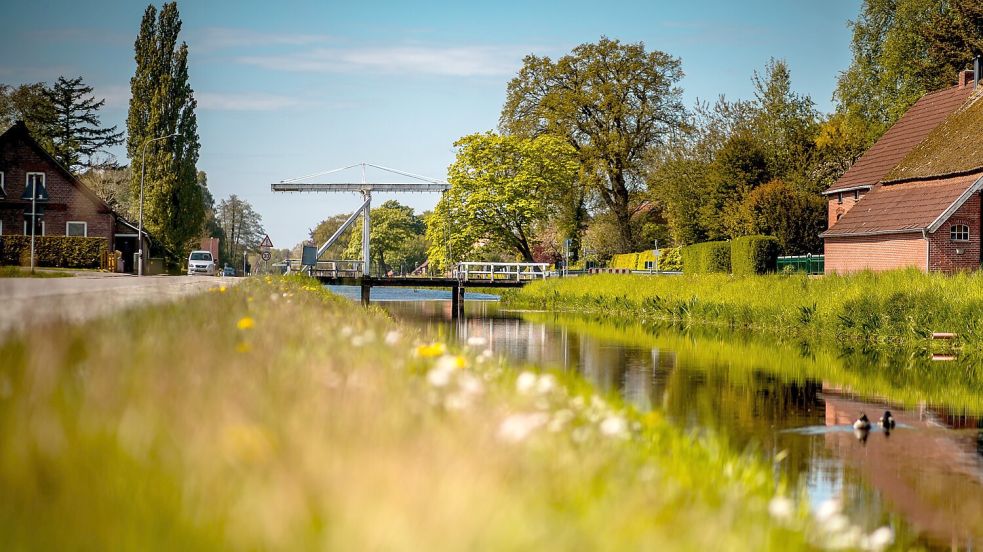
left=500, top=37, right=686, bottom=251
left=426, top=133, right=578, bottom=271
left=216, top=194, right=265, bottom=265
left=344, top=200, right=426, bottom=275
left=43, top=76, right=123, bottom=172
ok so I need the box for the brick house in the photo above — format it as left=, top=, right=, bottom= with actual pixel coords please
left=821, top=68, right=983, bottom=274
left=0, top=121, right=150, bottom=272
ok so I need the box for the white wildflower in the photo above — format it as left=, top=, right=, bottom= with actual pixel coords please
left=768, top=496, right=795, bottom=522
left=445, top=393, right=471, bottom=411
left=384, top=330, right=401, bottom=345
left=536, top=374, right=556, bottom=394
left=497, top=413, right=549, bottom=443
left=864, top=527, right=894, bottom=551
left=340, top=326, right=353, bottom=337
left=427, top=356, right=460, bottom=388
left=457, top=373, right=484, bottom=397
left=599, top=415, right=628, bottom=438
left=814, top=499, right=841, bottom=523
left=466, top=335, right=488, bottom=347
left=516, top=371, right=537, bottom=394
left=548, top=409, right=575, bottom=432
left=824, top=514, right=849, bottom=534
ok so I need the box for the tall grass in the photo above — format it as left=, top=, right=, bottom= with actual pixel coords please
left=0, top=276, right=827, bottom=550
left=0, top=266, right=74, bottom=278
left=505, top=270, right=983, bottom=348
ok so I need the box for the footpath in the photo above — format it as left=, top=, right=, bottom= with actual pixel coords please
left=0, top=271, right=234, bottom=335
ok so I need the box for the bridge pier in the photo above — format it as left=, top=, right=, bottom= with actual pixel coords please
left=360, top=283, right=371, bottom=306
left=450, top=282, right=464, bottom=319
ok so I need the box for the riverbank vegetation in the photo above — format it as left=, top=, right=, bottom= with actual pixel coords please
left=504, top=270, right=983, bottom=350
left=0, top=275, right=853, bottom=550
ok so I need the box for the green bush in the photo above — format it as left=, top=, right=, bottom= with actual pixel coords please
left=681, top=241, right=731, bottom=274
left=609, top=253, right=639, bottom=269
left=731, top=235, right=780, bottom=276
left=659, top=247, right=682, bottom=272
left=0, top=236, right=108, bottom=269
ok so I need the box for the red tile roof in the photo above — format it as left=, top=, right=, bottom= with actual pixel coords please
left=821, top=171, right=983, bottom=237
left=824, top=84, right=974, bottom=194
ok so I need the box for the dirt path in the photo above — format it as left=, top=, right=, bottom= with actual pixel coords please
left=0, top=272, right=236, bottom=335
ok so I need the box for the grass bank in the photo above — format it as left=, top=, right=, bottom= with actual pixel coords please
left=522, top=312, right=983, bottom=414
left=503, top=270, right=983, bottom=349
left=0, top=275, right=873, bottom=550
left=0, top=266, right=74, bottom=278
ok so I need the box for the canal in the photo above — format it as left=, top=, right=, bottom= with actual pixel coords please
left=330, top=286, right=983, bottom=550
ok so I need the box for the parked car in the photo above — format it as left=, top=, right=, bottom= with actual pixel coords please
left=187, top=250, right=217, bottom=276
left=223, top=265, right=236, bottom=277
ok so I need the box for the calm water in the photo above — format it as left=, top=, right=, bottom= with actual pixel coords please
left=329, top=286, right=983, bottom=550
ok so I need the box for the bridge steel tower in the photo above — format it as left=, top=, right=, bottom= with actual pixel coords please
left=271, top=163, right=449, bottom=277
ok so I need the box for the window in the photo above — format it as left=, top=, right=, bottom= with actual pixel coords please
left=25, top=172, right=46, bottom=198
left=23, top=219, right=45, bottom=236
left=0, top=171, right=5, bottom=195
left=837, top=192, right=843, bottom=204
left=853, top=190, right=860, bottom=200
left=950, top=224, right=970, bottom=241
left=66, top=221, right=87, bottom=237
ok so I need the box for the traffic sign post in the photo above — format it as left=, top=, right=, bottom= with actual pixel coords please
left=259, top=235, right=273, bottom=274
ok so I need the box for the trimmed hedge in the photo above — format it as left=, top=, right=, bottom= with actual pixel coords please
left=681, top=241, right=731, bottom=274
left=731, top=235, right=780, bottom=276
left=609, top=247, right=682, bottom=271
left=0, top=235, right=108, bottom=269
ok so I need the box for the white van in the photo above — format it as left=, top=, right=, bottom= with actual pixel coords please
left=187, top=250, right=217, bottom=276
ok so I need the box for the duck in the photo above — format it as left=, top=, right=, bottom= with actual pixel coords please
left=853, top=413, right=872, bottom=431
left=879, top=410, right=896, bottom=429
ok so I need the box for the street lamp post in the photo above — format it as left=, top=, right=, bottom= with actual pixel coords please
left=138, top=133, right=178, bottom=276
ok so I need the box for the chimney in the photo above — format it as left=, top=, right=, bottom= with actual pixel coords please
left=960, top=69, right=975, bottom=88
left=975, top=55, right=981, bottom=90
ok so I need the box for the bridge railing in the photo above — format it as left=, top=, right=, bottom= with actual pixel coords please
left=456, top=262, right=551, bottom=282
left=280, top=258, right=365, bottom=278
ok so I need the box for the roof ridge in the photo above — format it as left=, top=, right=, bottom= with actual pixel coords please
left=882, top=165, right=983, bottom=185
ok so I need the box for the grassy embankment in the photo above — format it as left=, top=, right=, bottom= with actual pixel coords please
left=0, top=275, right=881, bottom=550
left=0, top=266, right=74, bottom=278
left=504, top=270, right=983, bottom=349
left=522, top=312, right=983, bottom=413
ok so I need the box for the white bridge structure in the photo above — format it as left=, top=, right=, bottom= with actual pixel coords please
left=272, top=163, right=449, bottom=277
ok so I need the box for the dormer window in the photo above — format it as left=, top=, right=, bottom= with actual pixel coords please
left=950, top=224, right=970, bottom=242
left=837, top=192, right=843, bottom=204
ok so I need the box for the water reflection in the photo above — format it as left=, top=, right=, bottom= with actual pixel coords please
left=375, top=297, right=983, bottom=551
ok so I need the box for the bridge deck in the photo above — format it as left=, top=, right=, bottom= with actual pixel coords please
left=314, top=276, right=529, bottom=288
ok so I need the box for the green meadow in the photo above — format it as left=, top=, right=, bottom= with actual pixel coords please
left=0, top=275, right=840, bottom=551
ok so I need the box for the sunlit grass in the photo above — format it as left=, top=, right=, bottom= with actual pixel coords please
left=0, top=266, right=74, bottom=278
left=0, top=275, right=835, bottom=550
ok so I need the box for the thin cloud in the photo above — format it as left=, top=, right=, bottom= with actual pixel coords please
left=196, top=92, right=311, bottom=111
left=237, top=44, right=527, bottom=77
left=192, top=27, right=335, bottom=52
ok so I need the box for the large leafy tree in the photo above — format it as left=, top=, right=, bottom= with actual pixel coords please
left=0, top=82, right=56, bottom=152
left=309, top=213, right=356, bottom=259
left=216, top=194, right=265, bottom=265
left=426, top=133, right=578, bottom=270
left=500, top=37, right=686, bottom=251
left=127, top=2, right=203, bottom=253
left=43, top=76, right=123, bottom=173
left=730, top=180, right=826, bottom=254
left=343, top=200, right=426, bottom=275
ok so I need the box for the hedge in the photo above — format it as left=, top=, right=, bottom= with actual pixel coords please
left=609, top=253, right=639, bottom=270
left=0, top=235, right=108, bottom=269
left=731, top=235, right=780, bottom=276
left=609, top=248, right=682, bottom=271
left=681, top=241, right=731, bottom=274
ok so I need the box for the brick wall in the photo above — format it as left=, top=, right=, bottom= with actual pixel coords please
left=827, top=190, right=867, bottom=229
left=0, top=130, right=114, bottom=246
left=824, top=233, right=926, bottom=274
left=928, top=192, right=981, bottom=274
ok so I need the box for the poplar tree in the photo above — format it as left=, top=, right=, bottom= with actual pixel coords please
left=127, top=2, right=203, bottom=254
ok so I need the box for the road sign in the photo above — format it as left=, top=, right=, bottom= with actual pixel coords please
left=259, top=234, right=273, bottom=248
left=261, top=251, right=272, bottom=261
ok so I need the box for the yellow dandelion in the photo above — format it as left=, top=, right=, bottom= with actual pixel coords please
left=236, top=342, right=252, bottom=353
left=219, top=285, right=228, bottom=293
left=414, top=342, right=447, bottom=358
left=237, top=316, right=255, bottom=330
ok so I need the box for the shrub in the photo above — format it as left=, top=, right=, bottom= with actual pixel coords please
left=0, top=236, right=108, bottom=269
left=660, top=247, right=682, bottom=272
left=609, top=253, right=639, bottom=269
left=681, top=241, right=731, bottom=274
left=731, top=235, right=780, bottom=276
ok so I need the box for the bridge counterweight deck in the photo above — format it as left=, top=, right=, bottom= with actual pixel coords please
left=315, top=276, right=528, bottom=289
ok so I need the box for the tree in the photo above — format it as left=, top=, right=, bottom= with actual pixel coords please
left=42, top=76, right=123, bottom=173
left=344, top=200, right=426, bottom=275
left=501, top=37, right=686, bottom=251
left=426, top=133, right=578, bottom=271
left=80, top=165, right=136, bottom=220
left=197, top=171, right=224, bottom=244
left=923, top=0, right=983, bottom=89
left=216, top=195, right=265, bottom=266
left=731, top=180, right=826, bottom=254
left=127, top=2, right=203, bottom=254
left=309, top=213, right=356, bottom=259
left=0, top=82, right=56, bottom=152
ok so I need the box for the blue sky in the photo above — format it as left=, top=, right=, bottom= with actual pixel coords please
left=1, top=0, right=860, bottom=249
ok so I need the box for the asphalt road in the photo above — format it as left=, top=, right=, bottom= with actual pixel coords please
left=0, top=272, right=235, bottom=336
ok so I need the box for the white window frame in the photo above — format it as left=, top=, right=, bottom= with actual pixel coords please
left=66, top=221, right=88, bottom=237
left=25, top=172, right=46, bottom=197
left=0, top=171, right=5, bottom=195
left=24, top=219, right=45, bottom=236
left=950, top=224, right=970, bottom=242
